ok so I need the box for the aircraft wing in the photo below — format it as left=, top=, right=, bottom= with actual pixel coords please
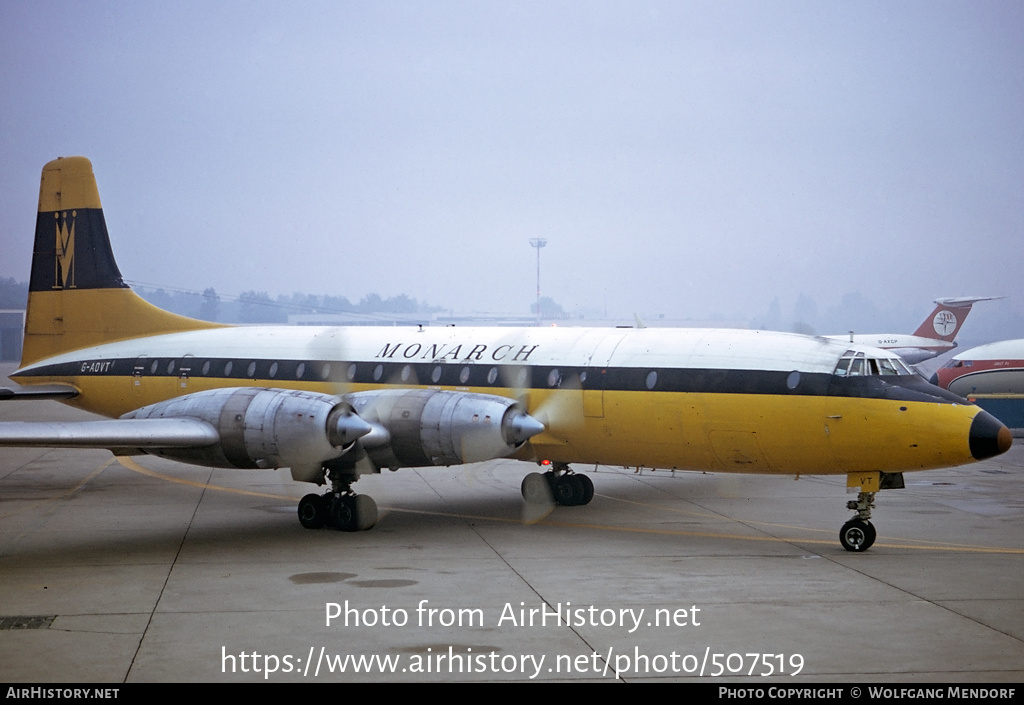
left=0, top=384, right=79, bottom=401
left=0, top=418, right=219, bottom=449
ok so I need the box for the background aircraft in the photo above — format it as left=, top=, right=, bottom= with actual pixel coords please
left=827, top=296, right=1000, bottom=365
left=931, top=339, right=1024, bottom=430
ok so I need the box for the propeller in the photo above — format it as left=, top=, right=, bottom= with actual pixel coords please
left=499, top=363, right=585, bottom=451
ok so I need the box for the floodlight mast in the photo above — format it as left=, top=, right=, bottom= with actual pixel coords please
left=529, top=238, right=547, bottom=326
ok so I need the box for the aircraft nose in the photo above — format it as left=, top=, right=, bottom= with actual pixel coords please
left=969, top=409, right=1013, bottom=460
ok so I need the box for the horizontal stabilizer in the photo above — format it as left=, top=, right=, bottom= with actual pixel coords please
left=933, top=296, right=1003, bottom=308
left=0, top=418, right=219, bottom=449
left=0, top=384, right=79, bottom=401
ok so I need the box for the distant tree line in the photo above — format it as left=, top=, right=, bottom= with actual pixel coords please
left=0, top=278, right=447, bottom=323
left=0, top=278, right=28, bottom=309
left=529, top=296, right=570, bottom=319
left=136, top=286, right=442, bottom=324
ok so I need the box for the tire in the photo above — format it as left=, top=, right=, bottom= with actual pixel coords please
left=553, top=475, right=584, bottom=506
left=331, top=495, right=357, bottom=531
left=298, top=494, right=327, bottom=529
left=839, top=518, right=876, bottom=552
left=575, top=474, right=594, bottom=505
left=353, top=494, right=378, bottom=531
left=521, top=472, right=553, bottom=504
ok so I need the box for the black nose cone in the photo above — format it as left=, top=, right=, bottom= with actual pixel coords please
left=969, top=409, right=1013, bottom=460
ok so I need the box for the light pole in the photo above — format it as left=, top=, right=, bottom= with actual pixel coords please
left=529, top=238, right=547, bottom=326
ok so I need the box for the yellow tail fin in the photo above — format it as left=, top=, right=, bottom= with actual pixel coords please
left=21, top=157, right=221, bottom=366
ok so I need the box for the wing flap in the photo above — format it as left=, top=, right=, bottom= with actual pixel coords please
left=0, top=418, right=219, bottom=449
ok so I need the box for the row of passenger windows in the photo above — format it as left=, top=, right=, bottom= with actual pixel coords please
left=133, top=353, right=917, bottom=386
left=833, top=351, right=914, bottom=377
left=134, top=357, right=824, bottom=392
left=141, top=358, right=607, bottom=389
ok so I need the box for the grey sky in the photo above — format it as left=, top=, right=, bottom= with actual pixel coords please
left=1, top=1, right=1021, bottom=335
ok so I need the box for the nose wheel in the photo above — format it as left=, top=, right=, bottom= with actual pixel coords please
left=839, top=518, right=876, bottom=551
left=840, top=491, right=877, bottom=551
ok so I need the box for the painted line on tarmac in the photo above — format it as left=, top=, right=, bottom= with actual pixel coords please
left=114, top=457, right=1024, bottom=555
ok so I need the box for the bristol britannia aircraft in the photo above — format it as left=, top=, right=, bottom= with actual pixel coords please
left=0, top=157, right=1012, bottom=551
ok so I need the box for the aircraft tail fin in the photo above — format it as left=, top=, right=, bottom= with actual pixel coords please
left=21, top=157, right=221, bottom=367
left=909, top=297, right=1001, bottom=343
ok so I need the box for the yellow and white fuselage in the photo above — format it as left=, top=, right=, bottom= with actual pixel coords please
left=0, top=157, right=1012, bottom=547
left=12, top=323, right=1006, bottom=476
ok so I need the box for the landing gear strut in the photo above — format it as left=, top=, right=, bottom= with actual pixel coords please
left=840, top=491, right=876, bottom=552
left=521, top=463, right=594, bottom=507
left=298, top=465, right=377, bottom=532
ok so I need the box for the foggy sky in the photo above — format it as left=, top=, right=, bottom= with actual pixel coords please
left=1, top=1, right=1022, bottom=340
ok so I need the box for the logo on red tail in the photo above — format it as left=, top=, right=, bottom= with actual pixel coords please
left=932, top=310, right=957, bottom=337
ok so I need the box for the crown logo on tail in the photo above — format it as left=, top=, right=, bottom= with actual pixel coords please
left=53, top=211, right=76, bottom=289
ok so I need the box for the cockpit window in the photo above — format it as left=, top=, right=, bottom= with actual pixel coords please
left=893, top=358, right=914, bottom=375
left=877, top=358, right=899, bottom=376
left=834, top=350, right=913, bottom=377
left=849, top=356, right=866, bottom=376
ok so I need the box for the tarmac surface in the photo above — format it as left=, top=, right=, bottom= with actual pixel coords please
left=1, top=362, right=1022, bottom=683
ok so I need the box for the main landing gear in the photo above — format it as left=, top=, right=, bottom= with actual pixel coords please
left=521, top=463, right=594, bottom=507
left=298, top=466, right=377, bottom=532
left=839, top=491, right=876, bottom=552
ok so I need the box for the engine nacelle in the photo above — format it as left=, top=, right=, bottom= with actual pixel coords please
left=122, top=388, right=370, bottom=470
left=345, top=389, right=545, bottom=468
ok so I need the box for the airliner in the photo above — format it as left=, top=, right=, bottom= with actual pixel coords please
left=931, top=339, right=1024, bottom=429
left=827, top=296, right=1000, bottom=365
left=0, top=157, right=1011, bottom=552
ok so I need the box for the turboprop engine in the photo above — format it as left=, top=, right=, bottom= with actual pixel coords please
left=121, top=388, right=371, bottom=470
left=344, top=389, right=546, bottom=469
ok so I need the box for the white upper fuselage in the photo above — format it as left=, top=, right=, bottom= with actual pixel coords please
left=19, top=324, right=862, bottom=392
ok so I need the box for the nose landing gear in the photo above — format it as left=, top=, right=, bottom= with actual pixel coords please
left=840, top=490, right=876, bottom=552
